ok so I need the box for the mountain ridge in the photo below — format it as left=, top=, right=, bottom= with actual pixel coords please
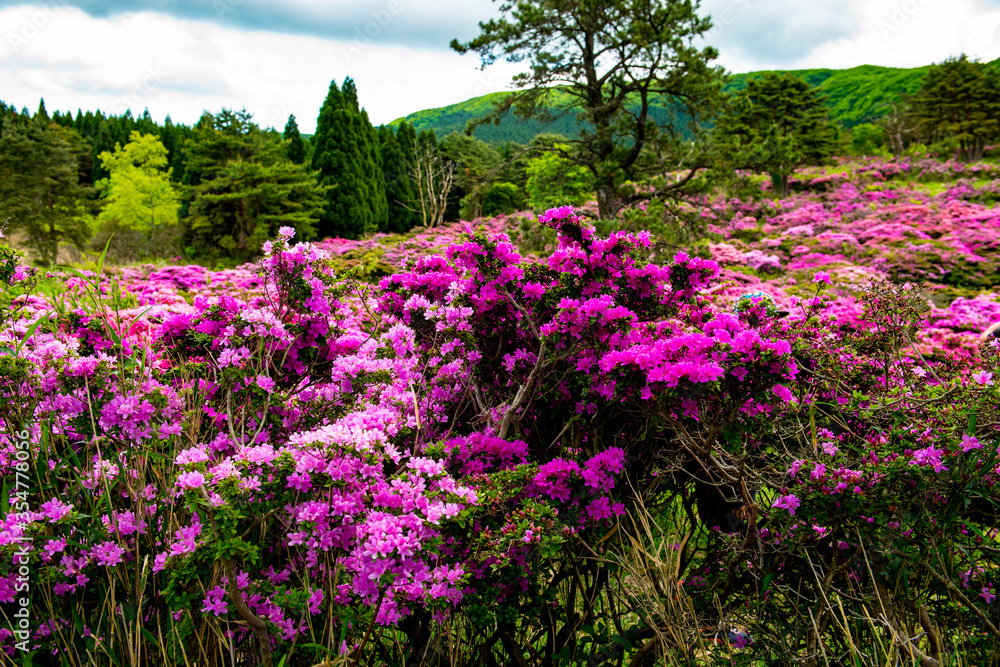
left=391, top=58, right=1000, bottom=144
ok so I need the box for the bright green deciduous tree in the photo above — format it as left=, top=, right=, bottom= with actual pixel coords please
left=714, top=72, right=837, bottom=196
left=0, top=115, right=92, bottom=265
left=182, top=109, right=326, bottom=261
left=311, top=78, right=387, bottom=239
left=913, top=55, right=1000, bottom=162
left=97, top=131, right=180, bottom=241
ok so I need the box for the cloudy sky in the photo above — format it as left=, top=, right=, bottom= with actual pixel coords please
left=2, top=0, right=1000, bottom=133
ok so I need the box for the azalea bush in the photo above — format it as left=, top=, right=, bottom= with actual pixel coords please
left=0, top=189, right=998, bottom=666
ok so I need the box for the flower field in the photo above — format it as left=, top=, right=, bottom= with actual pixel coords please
left=1, top=157, right=999, bottom=666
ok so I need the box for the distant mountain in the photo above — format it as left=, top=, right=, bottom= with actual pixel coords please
left=391, top=59, right=1000, bottom=145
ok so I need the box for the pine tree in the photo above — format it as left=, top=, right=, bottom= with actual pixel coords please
left=714, top=72, right=837, bottom=196
left=914, top=55, right=1000, bottom=162
left=182, top=109, right=326, bottom=261
left=283, top=114, right=307, bottom=165
left=0, top=115, right=92, bottom=264
left=378, top=125, right=419, bottom=233
left=311, top=77, right=388, bottom=239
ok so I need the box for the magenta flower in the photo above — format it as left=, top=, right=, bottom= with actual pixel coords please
left=812, top=271, right=832, bottom=285
left=39, top=498, right=73, bottom=522
left=175, top=447, right=209, bottom=465
left=771, top=494, right=801, bottom=515
left=972, top=371, right=994, bottom=386
left=202, top=586, right=228, bottom=616
left=910, top=445, right=948, bottom=473
left=981, top=587, right=996, bottom=604
left=92, top=541, right=126, bottom=567
left=961, top=434, right=982, bottom=452
left=176, top=471, right=206, bottom=489
left=772, top=384, right=793, bottom=403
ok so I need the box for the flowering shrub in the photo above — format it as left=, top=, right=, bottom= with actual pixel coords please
left=1, top=170, right=999, bottom=666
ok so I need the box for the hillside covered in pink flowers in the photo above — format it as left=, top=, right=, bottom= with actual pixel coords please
left=1, top=156, right=999, bottom=666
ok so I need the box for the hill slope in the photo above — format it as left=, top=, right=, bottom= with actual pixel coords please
left=392, top=58, right=1000, bottom=144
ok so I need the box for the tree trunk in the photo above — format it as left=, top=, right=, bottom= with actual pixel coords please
left=595, top=183, right=618, bottom=220
left=770, top=172, right=790, bottom=197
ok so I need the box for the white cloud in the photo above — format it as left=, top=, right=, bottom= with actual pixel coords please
left=0, top=5, right=524, bottom=131
left=2, top=0, right=1000, bottom=136
left=700, top=0, right=1000, bottom=72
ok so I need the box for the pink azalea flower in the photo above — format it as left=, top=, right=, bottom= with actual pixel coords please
left=961, top=434, right=982, bottom=452
left=772, top=494, right=801, bottom=515
left=176, top=471, right=206, bottom=489
left=972, top=371, right=994, bottom=386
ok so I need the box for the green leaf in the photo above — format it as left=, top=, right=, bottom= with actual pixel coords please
left=14, top=317, right=46, bottom=356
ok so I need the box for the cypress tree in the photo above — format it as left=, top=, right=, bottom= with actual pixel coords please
left=378, top=125, right=419, bottom=233
left=283, top=114, right=307, bottom=164
left=311, top=77, right=387, bottom=239
left=397, top=120, right=417, bottom=164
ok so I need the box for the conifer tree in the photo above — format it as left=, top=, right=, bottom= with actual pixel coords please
left=0, top=115, right=92, bottom=264
left=311, top=77, right=388, bottom=239
left=396, top=121, right=418, bottom=165
left=714, top=72, right=836, bottom=196
left=183, top=109, right=325, bottom=260
left=283, top=114, right=307, bottom=165
left=914, top=55, right=1000, bottom=162
left=96, top=131, right=180, bottom=244
left=378, top=125, right=419, bottom=233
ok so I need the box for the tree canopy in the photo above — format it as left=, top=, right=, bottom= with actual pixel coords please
left=714, top=71, right=837, bottom=196
left=96, top=131, right=180, bottom=241
left=451, top=0, right=722, bottom=219
left=283, top=114, right=307, bottom=165
left=0, top=114, right=92, bottom=264
left=182, top=109, right=325, bottom=261
left=311, top=78, right=388, bottom=239
left=913, top=54, right=1000, bottom=162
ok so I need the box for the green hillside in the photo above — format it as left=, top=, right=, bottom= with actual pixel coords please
left=392, top=58, right=1000, bottom=144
